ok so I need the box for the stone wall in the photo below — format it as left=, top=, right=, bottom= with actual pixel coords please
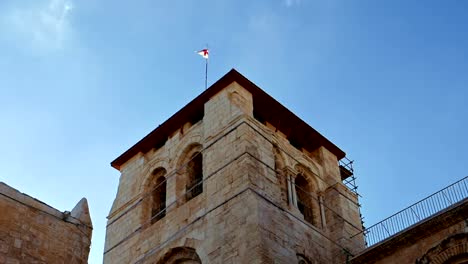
left=0, top=182, right=92, bottom=264
left=104, top=81, right=364, bottom=263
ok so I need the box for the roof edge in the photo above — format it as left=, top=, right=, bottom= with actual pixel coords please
left=111, top=69, right=345, bottom=170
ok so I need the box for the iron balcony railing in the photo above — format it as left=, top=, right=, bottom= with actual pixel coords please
left=352, top=176, right=468, bottom=246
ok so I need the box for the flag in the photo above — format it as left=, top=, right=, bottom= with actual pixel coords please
left=197, top=49, right=209, bottom=59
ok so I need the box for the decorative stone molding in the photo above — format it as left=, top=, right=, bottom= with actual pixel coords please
left=140, top=158, right=169, bottom=192
left=282, top=166, right=298, bottom=178
left=156, top=247, right=202, bottom=264
left=417, top=233, right=468, bottom=264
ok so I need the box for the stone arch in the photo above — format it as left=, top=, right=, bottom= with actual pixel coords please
left=273, top=145, right=288, bottom=205
left=141, top=167, right=167, bottom=226
left=294, top=164, right=320, bottom=192
left=174, top=143, right=204, bottom=204
left=273, top=145, right=286, bottom=172
left=417, top=233, right=468, bottom=264
left=171, top=133, right=203, bottom=168
left=140, top=158, right=169, bottom=192
left=294, top=163, right=321, bottom=227
left=297, top=253, right=312, bottom=264
left=272, top=141, right=294, bottom=168
left=175, top=141, right=203, bottom=169
left=156, top=247, right=202, bottom=264
left=295, top=157, right=321, bottom=181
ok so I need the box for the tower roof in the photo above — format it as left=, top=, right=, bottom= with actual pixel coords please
left=111, top=69, right=345, bottom=170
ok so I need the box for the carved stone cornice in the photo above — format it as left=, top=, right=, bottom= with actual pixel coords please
left=282, top=166, right=298, bottom=178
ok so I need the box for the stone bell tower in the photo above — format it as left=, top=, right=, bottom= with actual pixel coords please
left=104, top=69, right=365, bottom=263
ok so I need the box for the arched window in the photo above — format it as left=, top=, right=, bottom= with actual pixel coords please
left=295, top=174, right=315, bottom=225
left=157, top=247, right=202, bottom=264
left=297, top=254, right=311, bottom=264
left=150, top=168, right=167, bottom=224
left=186, top=152, right=203, bottom=201
left=417, top=233, right=468, bottom=264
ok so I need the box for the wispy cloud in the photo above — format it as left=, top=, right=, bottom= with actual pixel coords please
left=2, top=0, right=74, bottom=52
left=284, top=0, right=301, bottom=7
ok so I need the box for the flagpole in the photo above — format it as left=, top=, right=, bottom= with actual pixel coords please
left=205, top=58, right=208, bottom=90
left=196, top=47, right=209, bottom=90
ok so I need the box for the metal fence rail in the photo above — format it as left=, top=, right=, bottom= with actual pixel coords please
left=352, top=176, right=468, bottom=246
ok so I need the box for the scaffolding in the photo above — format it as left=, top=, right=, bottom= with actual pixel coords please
left=340, top=157, right=359, bottom=195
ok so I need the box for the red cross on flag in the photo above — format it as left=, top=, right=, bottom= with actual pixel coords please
left=197, top=49, right=209, bottom=59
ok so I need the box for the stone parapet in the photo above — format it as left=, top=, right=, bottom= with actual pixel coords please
left=0, top=182, right=92, bottom=264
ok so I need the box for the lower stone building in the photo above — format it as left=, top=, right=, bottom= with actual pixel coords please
left=350, top=177, right=468, bottom=264
left=0, top=182, right=92, bottom=264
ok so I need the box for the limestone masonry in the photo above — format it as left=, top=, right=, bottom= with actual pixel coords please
left=104, top=69, right=365, bottom=263
left=0, top=182, right=92, bottom=264
left=104, top=69, right=468, bottom=263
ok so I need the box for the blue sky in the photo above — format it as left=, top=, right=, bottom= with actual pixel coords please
left=1, top=0, right=467, bottom=263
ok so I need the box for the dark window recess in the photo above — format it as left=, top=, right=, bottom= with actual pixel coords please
left=297, top=200, right=305, bottom=215
left=154, top=139, right=167, bottom=151
left=295, top=175, right=314, bottom=225
left=297, top=254, right=312, bottom=264
left=289, top=138, right=302, bottom=150
left=190, top=109, right=204, bottom=125
left=253, top=110, right=266, bottom=124
left=151, top=170, right=167, bottom=224
left=186, top=153, right=203, bottom=201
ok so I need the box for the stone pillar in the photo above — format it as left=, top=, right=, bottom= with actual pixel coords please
left=287, top=174, right=293, bottom=207
left=282, top=167, right=298, bottom=209
left=319, top=195, right=326, bottom=228
left=292, top=176, right=298, bottom=208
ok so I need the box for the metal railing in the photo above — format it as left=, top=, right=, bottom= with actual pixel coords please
left=352, top=176, right=468, bottom=246
left=186, top=179, right=203, bottom=201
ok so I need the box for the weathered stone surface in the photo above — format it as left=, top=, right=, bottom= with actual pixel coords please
left=104, top=74, right=364, bottom=263
left=0, top=183, right=92, bottom=264
left=71, top=198, right=92, bottom=227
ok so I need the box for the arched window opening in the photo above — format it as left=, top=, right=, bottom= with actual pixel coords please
left=151, top=168, right=167, bottom=224
left=295, top=174, right=314, bottom=225
left=297, top=254, right=312, bottom=264
left=157, top=247, right=202, bottom=264
left=417, top=233, right=468, bottom=264
left=186, top=152, right=203, bottom=201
